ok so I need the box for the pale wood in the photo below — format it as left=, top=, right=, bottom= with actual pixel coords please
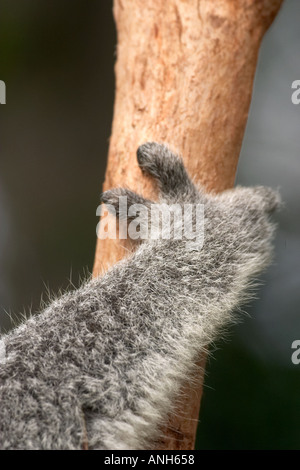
left=93, top=0, right=283, bottom=450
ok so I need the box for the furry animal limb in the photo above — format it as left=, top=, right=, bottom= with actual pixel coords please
left=94, top=0, right=284, bottom=449
left=0, top=143, right=280, bottom=449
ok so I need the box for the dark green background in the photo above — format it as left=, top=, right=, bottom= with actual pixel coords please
left=0, top=0, right=299, bottom=450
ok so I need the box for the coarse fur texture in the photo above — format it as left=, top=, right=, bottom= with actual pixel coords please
left=0, top=142, right=280, bottom=450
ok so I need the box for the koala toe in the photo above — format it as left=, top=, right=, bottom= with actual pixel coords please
left=101, top=188, right=153, bottom=220
left=251, top=186, right=282, bottom=213
left=137, top=141, right=199, bottom=201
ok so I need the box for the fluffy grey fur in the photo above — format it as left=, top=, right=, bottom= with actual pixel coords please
left=0, top=142, right=280, bottom=450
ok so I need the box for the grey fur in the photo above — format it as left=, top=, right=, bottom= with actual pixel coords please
left=0, top=142, right=280, bottom=450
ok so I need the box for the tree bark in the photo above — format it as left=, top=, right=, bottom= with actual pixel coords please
left=93, top=0, right=283, bottom=450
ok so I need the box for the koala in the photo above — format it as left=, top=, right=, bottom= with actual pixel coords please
left=0, top=142, right=280, bottom=450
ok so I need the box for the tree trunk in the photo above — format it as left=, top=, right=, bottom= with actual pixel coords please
left=93, top=0, right=283, bottom=450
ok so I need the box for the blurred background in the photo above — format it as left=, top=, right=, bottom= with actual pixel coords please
left=0, top=0, right=299, bottom=450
